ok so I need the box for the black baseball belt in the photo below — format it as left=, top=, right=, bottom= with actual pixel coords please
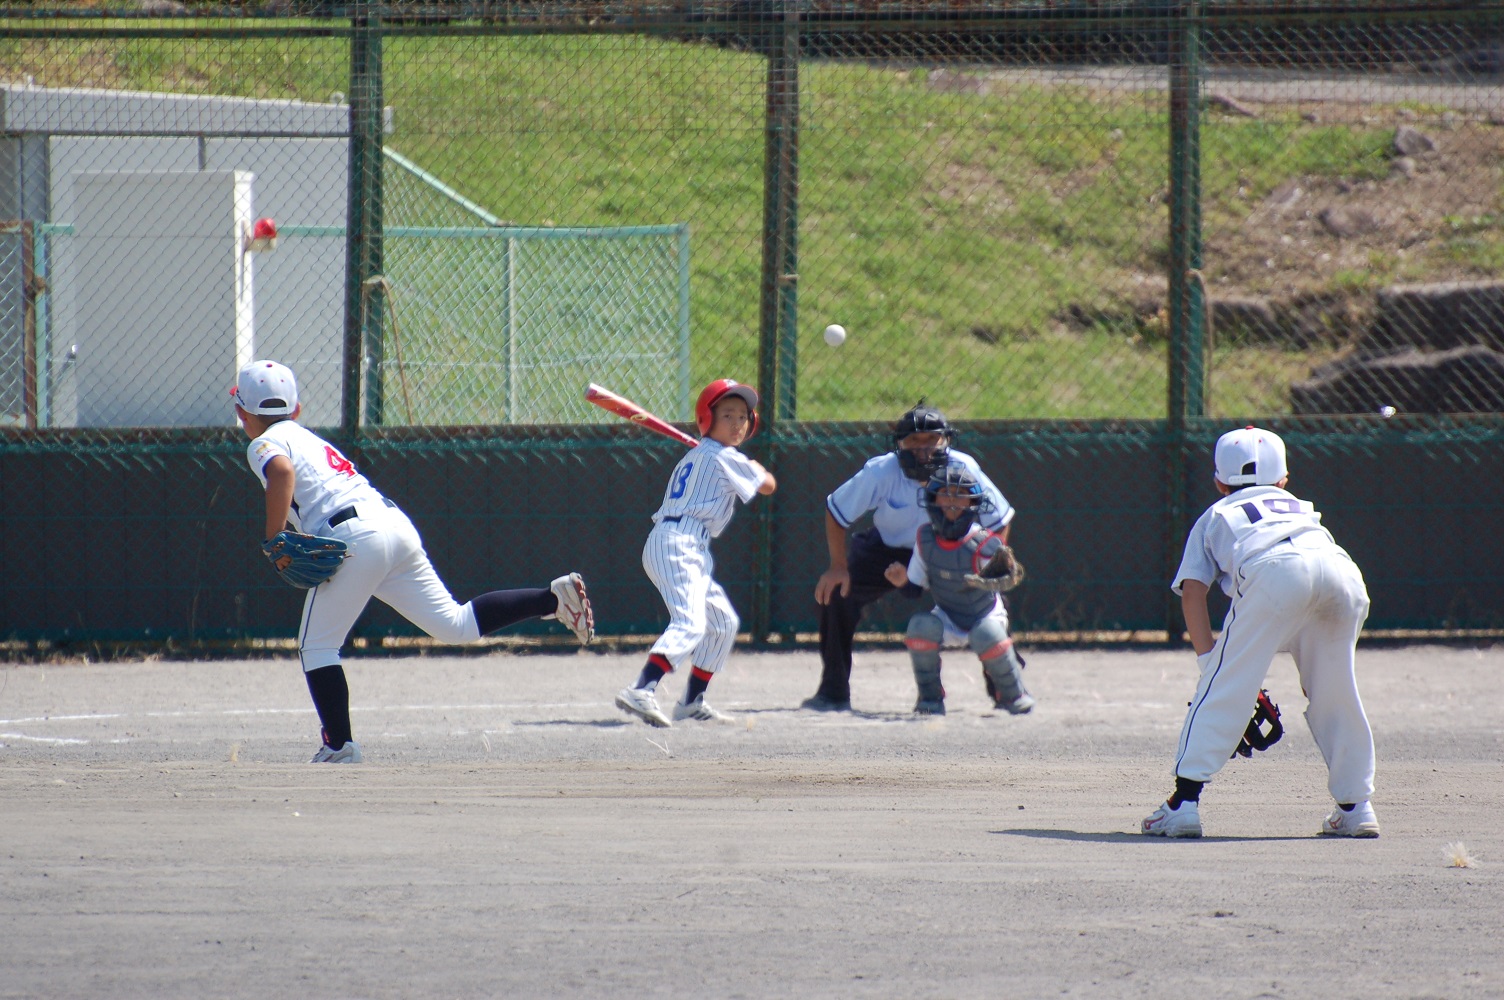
left=327, top=498, right=397, bottom=529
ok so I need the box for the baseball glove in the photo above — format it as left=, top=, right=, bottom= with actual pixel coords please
left=260, top=530, right=349, bottom=589
left=1231, top=689, right=1283, bottom=759
left=964, top=544, right=1026, bottom=593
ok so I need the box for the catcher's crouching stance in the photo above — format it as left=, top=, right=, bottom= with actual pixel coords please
left=884, top=463, right=1033, bottom=716
left=234, top=361, right=595, bottom=763
left=1142, top=427, right=1377, bottom=839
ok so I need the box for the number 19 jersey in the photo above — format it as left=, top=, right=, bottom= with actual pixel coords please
left=1174, top=485, right=1335, bottom=597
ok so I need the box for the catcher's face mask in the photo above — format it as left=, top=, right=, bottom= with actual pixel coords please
left=922, top=466, right=993, bottom=541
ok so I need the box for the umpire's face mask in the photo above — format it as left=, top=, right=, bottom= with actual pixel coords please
left=897, top=432, right=950, bottom=481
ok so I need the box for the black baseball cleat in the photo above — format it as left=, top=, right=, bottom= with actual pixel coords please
left=800, top=693, right=852, bottom=712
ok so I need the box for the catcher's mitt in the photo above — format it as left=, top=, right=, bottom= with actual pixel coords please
left=1231, top=688, right=1283, bottom=759
left=963, top=543, right=1026, bottom=593
left=261, top=530, right=349, bottom=589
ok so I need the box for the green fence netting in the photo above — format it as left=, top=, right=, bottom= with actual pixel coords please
left=2, top=1, right=1502, bottom=648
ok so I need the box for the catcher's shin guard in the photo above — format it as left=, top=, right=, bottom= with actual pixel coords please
left=905, top=612, right=946, bottom=709
left=970, top=617, right=1032, bottom=712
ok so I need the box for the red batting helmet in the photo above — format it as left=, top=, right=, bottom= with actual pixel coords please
left=695, top=379, right=760, bottom=437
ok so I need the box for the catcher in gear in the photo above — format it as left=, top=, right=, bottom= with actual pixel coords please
left=1141, top=426, right=1377, bottom=839
left=808, top=402, right=1015, bottom=712
left=882, top=463, right=1034, bottom=716
left=234, top=360, right=596, bottom=764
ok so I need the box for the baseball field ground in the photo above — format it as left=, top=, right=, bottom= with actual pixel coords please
left=1, top=643, right=1499, bottom=998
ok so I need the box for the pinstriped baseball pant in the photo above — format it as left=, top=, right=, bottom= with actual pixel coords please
left=641, top=520, right=739, bottom=674
left=1174, top=539, right=1374, bottom=804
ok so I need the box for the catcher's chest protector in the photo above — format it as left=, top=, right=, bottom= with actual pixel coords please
left=917, top=527, right=999, bottom=631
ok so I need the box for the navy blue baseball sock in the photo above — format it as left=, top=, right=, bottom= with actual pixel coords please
left=305, top=664, right=352, bottom=748
left=472, top=588, right=555, bottom=635
left=685, top=666, right=713, bottom=702
left=634, top=653, right=672, bottom=691
left=1169, top=776, right=1204, bottom=808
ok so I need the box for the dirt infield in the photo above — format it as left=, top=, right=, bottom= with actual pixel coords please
left=1, top=644, right=1500, bottom=999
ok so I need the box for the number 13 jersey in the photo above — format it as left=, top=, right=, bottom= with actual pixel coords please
left=1174, top=485, right=1337, bottom=597
left=246, top=420, right=384, bottom=533
left=652, top=438, right=766, bottom=539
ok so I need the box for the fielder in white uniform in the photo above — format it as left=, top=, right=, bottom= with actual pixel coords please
left=233, top=360, right=595, bottom=763
left=1142, top=426, right=1377, bottom=838
left=615, top=379, right=776, bottom=727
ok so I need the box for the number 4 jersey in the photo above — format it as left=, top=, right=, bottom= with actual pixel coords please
left=1174, top=485, right=1338, bottom=597
left=246, top=420, right=384, bottom=534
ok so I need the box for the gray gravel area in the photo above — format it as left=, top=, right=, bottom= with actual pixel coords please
left=1, top=644, right=1500, bottom=998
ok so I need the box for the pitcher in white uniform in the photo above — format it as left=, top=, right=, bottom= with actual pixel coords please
left=1142, top=427, right=1377, bottom=838
left=615, top=379, right=776, bottom=727
left=233, top=361, right=595, bottom=763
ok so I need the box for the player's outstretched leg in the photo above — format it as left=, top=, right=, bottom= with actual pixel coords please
left=969, top=618, right=1034, bottom=714
left=543, top=572, right=595, bottom=645
left=906, top=612, right=946, bottom=715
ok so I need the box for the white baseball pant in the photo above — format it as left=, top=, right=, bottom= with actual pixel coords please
left=1174, top=538, right=1374, bottom=803
left=299, top=502, right=479, bottom=671
left=641, top=519, right=738, bottom=673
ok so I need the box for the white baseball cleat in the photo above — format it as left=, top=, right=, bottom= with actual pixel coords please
left=545, top=572, right=595, bottom=645
left=310, top=740, right=363, bottom=764
left=1318, top=801, right=1380, bottom=838
left=673, top=695, right=732, bottom=723
left=1141, top=799, right=1202, bottom=838
left=616, top=686, right=672, bottom=728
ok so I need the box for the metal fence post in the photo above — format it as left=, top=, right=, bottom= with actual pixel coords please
left=752, top=0, right=801, bottom=642
left=20, top=220, right=37, bottom=429
left=1165, top=1, right=1205, bottom=643
left=344, top=0, right=385, bottom=429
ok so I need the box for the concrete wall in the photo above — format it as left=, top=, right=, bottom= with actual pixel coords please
left=57, top=170, right=252, bottom=427
left=0, top=84, right=371, bottom=428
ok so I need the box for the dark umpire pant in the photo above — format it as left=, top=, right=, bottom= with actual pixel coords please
left=815, top=527, right=915, bottom=703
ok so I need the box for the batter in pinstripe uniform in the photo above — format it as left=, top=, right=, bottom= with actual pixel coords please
left=615, top=379, right=777, bottom=727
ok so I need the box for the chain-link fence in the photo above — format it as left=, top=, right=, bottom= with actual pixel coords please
left=3, top=1, right=1502, bottom=648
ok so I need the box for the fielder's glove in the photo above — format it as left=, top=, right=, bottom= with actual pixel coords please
left=1231, top=689, right=1283, bottom=759
left=260, top=530, right=349, bottom=589
left=964, top=544, right=1026, bottom=593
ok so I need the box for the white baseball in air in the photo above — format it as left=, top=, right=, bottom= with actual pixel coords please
left=1379, top=405, right=1397, bottom=418
left=823, top=323, right=847, bottom=347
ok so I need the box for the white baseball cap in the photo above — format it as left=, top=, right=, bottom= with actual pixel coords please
left=232, top=360, right=299, bottom=416
left=1214, top=426, right=1288, bottom=486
